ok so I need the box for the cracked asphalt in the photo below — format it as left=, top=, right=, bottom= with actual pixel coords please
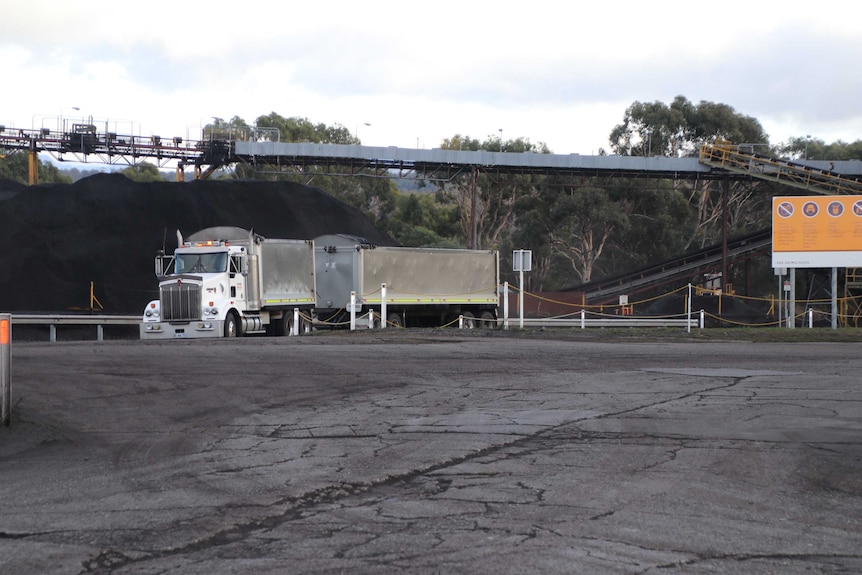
left=1, top=330, right=861, bottom=574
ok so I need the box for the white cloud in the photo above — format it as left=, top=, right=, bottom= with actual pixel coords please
left=2, top=0, right=860, bottom=154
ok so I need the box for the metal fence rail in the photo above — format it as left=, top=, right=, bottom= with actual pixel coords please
left=10, top=314, right=140, bottom=342
left=515, top=317, right=697, bottom=329
left=7, top=312, right=702, bottom=342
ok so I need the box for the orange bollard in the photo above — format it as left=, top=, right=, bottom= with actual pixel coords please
left=1, top=314, right=10, bottom=426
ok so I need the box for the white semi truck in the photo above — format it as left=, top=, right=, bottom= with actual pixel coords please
left=141, top=228, right=499, bottom=338
left=140, top=227, right=316, bottom=338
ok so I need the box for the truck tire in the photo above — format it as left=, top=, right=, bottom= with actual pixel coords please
left=299, top=315, right=313, bottom=334
left=387, top=312, right=403, bottom=328
left=480, top=310, right=496, bottom=329
left=272, top=312, right=291, bottom=336
left=224, top=312, right=241, bottom=338
left=461, top=311, right=476, bottom=329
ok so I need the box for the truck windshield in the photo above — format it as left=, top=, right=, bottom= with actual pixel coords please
left=175, top=252, right=228, bottom=274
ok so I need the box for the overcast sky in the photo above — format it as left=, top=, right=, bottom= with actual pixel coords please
left=3, top=1, right=860, bottom=155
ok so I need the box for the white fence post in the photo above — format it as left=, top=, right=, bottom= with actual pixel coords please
left=380, top=283, right=387, bottom=330
left=503, top=282, right=509, bottom=330
left=519, top=270, right=525, bottom=329
left=350, top=291, right=357, bottom=331
left=808, top=308, right=813, bottom=329
left=293, top=308, right=300, bottom=336
left=700, top=309, right=705, bottom=329
left=580, top=309, right=585, bottom=329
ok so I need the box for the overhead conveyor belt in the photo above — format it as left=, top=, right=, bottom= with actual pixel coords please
left=699, top=141, right=862, bottom=195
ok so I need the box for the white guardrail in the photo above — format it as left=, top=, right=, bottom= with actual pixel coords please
left=10, top=314, right=140, bottom=342
left=7, top=310, right=704, bottom=343
left=497, top=316, right=700, bottom=329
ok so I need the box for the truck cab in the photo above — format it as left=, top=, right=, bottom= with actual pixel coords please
left=141, top=235, right=248, bottom=339
left=140, top=227, right=317, bottom=339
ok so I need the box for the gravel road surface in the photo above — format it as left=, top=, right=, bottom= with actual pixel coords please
left=1, top=331, right=860, bottom=574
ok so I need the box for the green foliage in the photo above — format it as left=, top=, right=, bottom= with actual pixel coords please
left=609, top=95, right=769, bottom=157
left=0, top=153, right=72, bottom=184
left=253, top=112, right=354, bottom=144
left=119, top=162, right=165, bottom=182
left=386, top=191, right=462, bottom=247
left=775, top=136, right=862, bottom=161
left=509, top=177, right=692, bottom=287
left=437, top=134, right=550, bottom=250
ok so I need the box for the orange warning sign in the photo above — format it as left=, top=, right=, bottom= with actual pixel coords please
left=773, top=195, right=862, bottom=253
left=0, top=319, right=8, bottom=345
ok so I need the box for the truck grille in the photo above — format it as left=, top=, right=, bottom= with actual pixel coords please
left=160, top=282, right=201, bottom=321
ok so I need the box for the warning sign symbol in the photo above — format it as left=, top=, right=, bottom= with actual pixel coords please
left=777, top=202, right=794, bottom=218
left=828, top=201, right=844, bottom=217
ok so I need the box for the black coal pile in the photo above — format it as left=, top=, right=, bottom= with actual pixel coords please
left=0, top=174, right=395, bottom=314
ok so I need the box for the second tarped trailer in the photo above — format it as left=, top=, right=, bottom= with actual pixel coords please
left=314, top=234, right=499, bottom=327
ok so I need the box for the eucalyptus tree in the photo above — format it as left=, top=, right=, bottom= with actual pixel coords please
left=438, top=134, right=549, bottom=250
left=609, top=96, right=771, bottom=250
left=776, top=136, right=862, bottom=161
left=512, top=176, right=691, bottom=287
left=609, top=96, right=768, bottom=158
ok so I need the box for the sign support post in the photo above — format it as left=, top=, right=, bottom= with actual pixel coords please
left=513, top=250, right=531, bottom=330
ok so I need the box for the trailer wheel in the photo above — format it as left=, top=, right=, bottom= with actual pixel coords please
left=300, top=314, right=313, bottom=334
left=461, top=311, right=476, bottom=329
left=479, top=310, right=496, bottom=329
left=386, top=312, right=404, bottom=328
left=224, top=312, right=241, bottom=338
left=274, top=313, right=290, bottom=336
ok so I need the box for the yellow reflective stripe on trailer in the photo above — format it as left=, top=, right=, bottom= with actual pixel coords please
left=364, top=298, right=498, bottom=304
left=263, top=298, right=316, bottom=304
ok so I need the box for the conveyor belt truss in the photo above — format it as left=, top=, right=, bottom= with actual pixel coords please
left=571, top=229, right=772, bottom=303
left=699, top=141, right=862, bottom=195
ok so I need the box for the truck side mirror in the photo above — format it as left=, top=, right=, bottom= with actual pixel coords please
left=155, top=251, right=165, bottom=278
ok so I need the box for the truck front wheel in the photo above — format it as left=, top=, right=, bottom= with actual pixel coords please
left=224, top=312, right=241, bottom=338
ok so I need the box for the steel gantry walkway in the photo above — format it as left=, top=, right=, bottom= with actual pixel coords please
left=0, top=124, right=232, bottom=184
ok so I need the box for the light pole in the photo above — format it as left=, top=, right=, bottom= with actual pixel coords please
left=804, top=134, right=811, bottom=160
left=355, top=122, right=370, bottom=143
left=59, top=106, right=80, bottom=132
left=498, top=128, right=503, bottom=152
